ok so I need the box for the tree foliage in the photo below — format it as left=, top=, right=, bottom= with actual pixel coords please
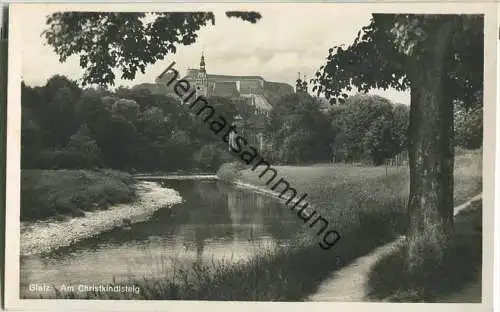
left=454, top=91, right=483, bottom=149
left=312, top=14, right=483, bottom=107
left=43, top=11, right=261, bottom=86
left=64, top=123, right=103, bottom=168
left=328, top=94, right=409, bottom=164
left=267, top=92, right=333, bottom=164
left=225, top=11, right=262, bottom=23
left=21, top=76, right=238, bottom=172
left=312, top=13, right=483, bottom=276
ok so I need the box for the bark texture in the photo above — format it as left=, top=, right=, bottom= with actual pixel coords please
left=406, top=19, right=455, bottom=275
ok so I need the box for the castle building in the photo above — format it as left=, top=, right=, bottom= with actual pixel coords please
left=135, top=53, right=295, bottom=152
left=152, top=54, right=294, bottom=114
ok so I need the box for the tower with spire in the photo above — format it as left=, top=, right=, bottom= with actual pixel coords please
left=295, top=72, right=303, bottom=93
left=195, top=52, right=208, bottom=97
left=200, top=52, right=206, bottom=72
left=301, top=74, right=308, bottom=93
left=295, top=72, right=309, bottom=93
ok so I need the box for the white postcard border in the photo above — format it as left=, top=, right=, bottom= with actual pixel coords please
left=4, top=2, right=497, bottom=311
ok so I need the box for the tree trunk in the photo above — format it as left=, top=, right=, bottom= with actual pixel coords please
left=406, top=19, right=455, bottom=275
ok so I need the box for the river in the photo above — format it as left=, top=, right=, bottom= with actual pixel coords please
left=20, top=179, right=303, bottom=298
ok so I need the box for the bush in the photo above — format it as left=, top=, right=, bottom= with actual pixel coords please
left=362, top=115, right=402, bottom=165
left=64, top=123, right=103, bottom=168
left=277, top=130, right=314, bottom=164
left=454, top=107, right=482, bottom=149
left=267, top=93, right=334, bottom=165
left=216, top=162, right=246, bottom=183
left=21, top=169, right=137, bottom=221
left=193, top=144, right=224, bottom=171
left=330, top=94, right=409, bottom=165
left=32, top=124, right=104, bottom=170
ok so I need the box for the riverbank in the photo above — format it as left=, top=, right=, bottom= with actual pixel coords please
left=56, top=150, right=482, bottom=300
left=135, top=174, right=218, bottom=180
left=309, top=194, right=482, bottom=302
left=21, top=177, right=183, bottom=256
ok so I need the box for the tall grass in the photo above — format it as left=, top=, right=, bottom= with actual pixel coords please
left=363, top=149, right=483, bottom=302
left=366, top=200, right=483, bottom=302
left=53, top=225, right=397, bottom=301
left=21, top=169, right=137, bottom=221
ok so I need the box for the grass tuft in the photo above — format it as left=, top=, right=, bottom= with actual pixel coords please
left=21, top=169, right=137, bottom=221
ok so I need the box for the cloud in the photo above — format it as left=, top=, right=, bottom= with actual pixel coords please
left=19, top=4, right=410, bottom=104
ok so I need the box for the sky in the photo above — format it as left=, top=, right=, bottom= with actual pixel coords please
left=19, top=4, right=410, bottom=105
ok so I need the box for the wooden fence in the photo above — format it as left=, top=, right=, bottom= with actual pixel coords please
left=384, top=150, right=409, bottom=167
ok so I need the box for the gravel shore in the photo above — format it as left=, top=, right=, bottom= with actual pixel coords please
left=20, top=181, right=183, bottom=256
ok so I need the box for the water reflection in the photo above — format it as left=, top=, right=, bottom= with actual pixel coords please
left=20, top=179, right=302, bottom=298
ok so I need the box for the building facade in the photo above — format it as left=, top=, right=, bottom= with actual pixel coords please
left=153, top=54, right=294, bottom=113
left=141, top=54, right=295, bottom=152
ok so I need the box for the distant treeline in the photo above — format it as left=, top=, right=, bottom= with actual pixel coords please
left=21, top=75, right=482, bottom=172
left=21, top=75, right=238, bottom=172
left=265, top=92, right=482, bottom=166
left=266, top=92, right=411, bottom=165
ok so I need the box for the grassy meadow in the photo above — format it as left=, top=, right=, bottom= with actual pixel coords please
left=367, top=199, right=483, bottom=302
left=237, top=149, right=481, bottom=234
left=21, top=169, right=137, bottom=221
left=52, top=149, right=482, bottom=300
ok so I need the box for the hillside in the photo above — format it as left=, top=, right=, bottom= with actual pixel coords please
left=133, top=79, right=294, bottom=107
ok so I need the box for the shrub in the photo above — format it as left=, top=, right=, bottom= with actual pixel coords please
left=193, top=144, right=224, bottom=171
left=64, top=123, right=103, bottom=168
left=329, top=94, right=409, bottom=164
left=454, top=107, right=483, bottom=149
left=20, top=169, right=137, bottom=221
left=216, top=162, right=246, bottom=183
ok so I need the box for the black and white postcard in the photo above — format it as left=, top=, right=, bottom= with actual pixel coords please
left=3, top=2, right=496, bottom=312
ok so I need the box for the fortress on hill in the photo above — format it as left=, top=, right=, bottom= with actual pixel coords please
left=133, top=53, right=295, bottom=151
left=134, top=53, right=295, bottom=113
